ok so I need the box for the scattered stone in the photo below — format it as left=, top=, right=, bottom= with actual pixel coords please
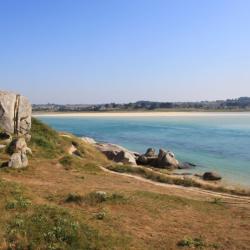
left=203, top=172, right=222, bottom=181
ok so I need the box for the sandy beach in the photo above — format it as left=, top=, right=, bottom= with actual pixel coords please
left=33, top=111, right=250, bottom=117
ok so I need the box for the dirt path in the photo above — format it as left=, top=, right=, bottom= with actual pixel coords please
left=100, top=166, right=250, bottom=206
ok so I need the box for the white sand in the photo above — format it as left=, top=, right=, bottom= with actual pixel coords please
left=33, top=111, right=250, bottom=117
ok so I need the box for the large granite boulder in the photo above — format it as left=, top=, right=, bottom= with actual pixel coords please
left=137, top=148, right=179, bottom=169
left=95, top=142, right=137, bottom=165
left=0, top=91, right=32, bottom=135
left=157, top=149, right=179, bottom=168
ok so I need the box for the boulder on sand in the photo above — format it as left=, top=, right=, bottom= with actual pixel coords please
left=203, top=172, right=222, bottom=181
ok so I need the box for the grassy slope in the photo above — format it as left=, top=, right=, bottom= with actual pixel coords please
left=0, top=118, right=249, bottom=250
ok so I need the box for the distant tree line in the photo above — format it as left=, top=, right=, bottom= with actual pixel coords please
left=32, top=97, right=250, bottom=112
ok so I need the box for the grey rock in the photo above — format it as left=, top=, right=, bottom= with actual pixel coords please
left=25, top=134, right=32, bottom=142
left=8, top=151, right=29, bottom=168
left=95, top=143, right=137, bottom=165
left=21, top=153, right=28, bottom=167
left=0, top=91, right=32, bottom=135
left=157, top=149, right=179, bottom=168
left=114, top=150, right=137, bottom=165
left=9, top=137, right=31, bottom=154
left=203, top=172, right=222, bottom=181
left=178, top=162, right=197, bottom=169
left=137, top=155, right=149, bottom=165
left=145, top=148, right=156, bottom=157
left=0, top=91, right=16, bottom=134
left=8, top=153, right=22, bottom=168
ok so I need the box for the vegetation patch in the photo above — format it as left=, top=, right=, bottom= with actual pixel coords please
left=64, top=191, right=128, bottom=206
left=65, top=193, right=84, bottom=204
left=5, top=204, right=103, bottom=250
left=30, top=118, right=67, bottom=158
left=85, top=191, right=128, bottom=205
left=177, top=236, right=219, bottom=249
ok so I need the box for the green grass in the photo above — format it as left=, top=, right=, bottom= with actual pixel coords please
left=6, top=204, right=103, bottom=250
left=0, top=179, right=129, bottom=250
left=30, top=118, right=67, bottom=158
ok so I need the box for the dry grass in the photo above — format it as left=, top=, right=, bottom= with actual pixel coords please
left=106, top=164, right=250, bottom=197
left=0, top=118, right=249, bottom=249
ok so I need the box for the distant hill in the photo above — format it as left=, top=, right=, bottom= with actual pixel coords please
left=32, top=97, right=250, bottom=112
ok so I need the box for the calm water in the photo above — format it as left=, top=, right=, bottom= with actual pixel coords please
left=38, top=114, right=250, bottom=187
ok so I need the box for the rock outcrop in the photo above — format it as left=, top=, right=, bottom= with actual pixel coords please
left=8, top=138, right=32, bottom=168
left=0, top=91, right=32, bottom=168
left=95, top=143, right=137, bottom=165
left=137, top=148, right=180, bottom=169
left=0, top=91, right=32, bottom=136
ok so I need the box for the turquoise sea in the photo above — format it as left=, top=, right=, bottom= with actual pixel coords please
left=38, top=114, right=250, bottom=187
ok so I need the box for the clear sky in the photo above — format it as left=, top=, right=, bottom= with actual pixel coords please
left=0, top=0, right=250, bottom=104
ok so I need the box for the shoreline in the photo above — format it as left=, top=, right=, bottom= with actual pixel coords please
left=33, top=111, right=250, bottom=117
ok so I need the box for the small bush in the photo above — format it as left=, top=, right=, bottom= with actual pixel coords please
left=178, top=236, right=206, bottom=248
left=65, top=193, right=83, bottom=204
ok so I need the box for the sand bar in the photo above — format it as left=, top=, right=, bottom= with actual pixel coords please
left=33, top=111, right=250, bottom=117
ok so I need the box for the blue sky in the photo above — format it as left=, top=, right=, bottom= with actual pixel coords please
left=0, top=0, right=250, bottom=104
